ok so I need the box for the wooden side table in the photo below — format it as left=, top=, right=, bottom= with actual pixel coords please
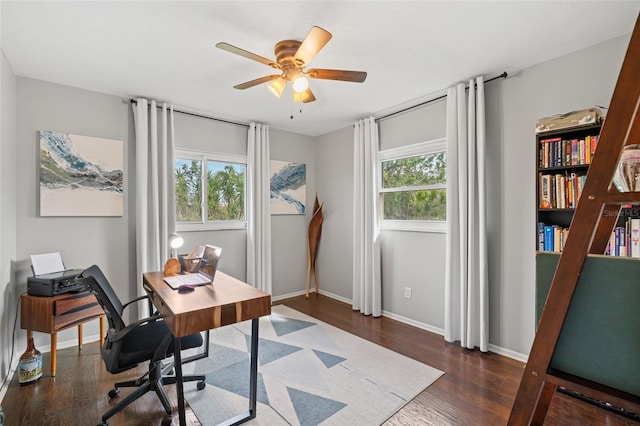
left=20, top=291, right=105, bottom=376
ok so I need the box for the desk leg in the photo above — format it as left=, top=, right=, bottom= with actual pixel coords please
left=51, top=333, right=57, bottom=377
left=77, top=324, right=83, bottom=350
left=174, top=337, right=186, bottom=426
left=248, top=318, right=259, bottom=419
left=217, top=318, right=260, bottom=426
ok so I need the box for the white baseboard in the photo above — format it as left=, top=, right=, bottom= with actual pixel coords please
left=275, top=291, right=529, bottom=363
left=271, top=288, right=351, bottom=305
left=381, top=309, right=445, bottom=336
left=488, top=344, right=528, bottom=363
left=271, top=289, right=309, bottom=301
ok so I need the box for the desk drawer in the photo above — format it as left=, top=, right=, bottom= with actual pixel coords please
left=53, top=293, right=103, bottom=331
left=55, top=293, right=98, bottom=315
left=21, top=291, right=104, bottom=333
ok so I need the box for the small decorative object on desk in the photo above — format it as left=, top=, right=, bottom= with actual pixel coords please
left=19, top=337, right=42, bottom=384
left=164, top=258, right=181, bottom=276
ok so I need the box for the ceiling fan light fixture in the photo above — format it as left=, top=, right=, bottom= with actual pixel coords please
left=292, top=76, right=309, bottom=93
left=268, top=77, right=287, bottom=98
left=217, top=26, right=366, bottom=103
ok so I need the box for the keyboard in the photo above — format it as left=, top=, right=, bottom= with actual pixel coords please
left=164, top=273, right=211, bottom=289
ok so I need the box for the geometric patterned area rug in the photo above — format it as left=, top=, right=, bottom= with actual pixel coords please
left=182, top=305, right=444, bottom=425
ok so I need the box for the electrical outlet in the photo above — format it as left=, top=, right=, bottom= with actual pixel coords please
left=404, top=287, right=412, bottom=299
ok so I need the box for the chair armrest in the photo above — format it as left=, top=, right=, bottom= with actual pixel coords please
left=122, top=294, right=158, bottom=316
left=153, top=333, right=174, bottom=362
left=108, top=313, right=163, bottom=343
left=122, top=294, right=150, bottom=310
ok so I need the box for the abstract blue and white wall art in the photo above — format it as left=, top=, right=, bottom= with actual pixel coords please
left=39, top=130, right=124, bottom=216
left=270, top=160, right=306, bottom=215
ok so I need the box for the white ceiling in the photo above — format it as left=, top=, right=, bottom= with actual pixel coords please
left=2, top=1, right=639, bottom=137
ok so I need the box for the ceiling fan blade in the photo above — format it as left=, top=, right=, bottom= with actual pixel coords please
left=293, top=87, right=316, bottom=103
left=216, top=42, right=280, bottom=70
left=294, top=26, right=332, bottom=67
left=234, top=75, right=281, bottom=90
left=306, top=68, right=367, bottom=83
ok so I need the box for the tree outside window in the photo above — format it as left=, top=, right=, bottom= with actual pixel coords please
left=379, top=138, right=447, bottom=232
left=381, top=152, right=446, bottom=220
left=175, top=151, right=246, bottom=230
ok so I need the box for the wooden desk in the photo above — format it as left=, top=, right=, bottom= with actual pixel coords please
left=143, top=271, right=271, bottom=426
left=20, top=291, right=105, bottom=376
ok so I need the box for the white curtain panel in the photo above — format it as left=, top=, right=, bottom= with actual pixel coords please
left=352, top=117, right=382, bottom=317
left=444, top=77, right=489, bottom=351
left=133, top=99, right=176, bottom=317
left=246, top=122, right=272, bottom=294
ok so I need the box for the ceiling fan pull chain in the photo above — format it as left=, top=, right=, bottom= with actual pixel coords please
left=290, top=90, right=294, bottom=120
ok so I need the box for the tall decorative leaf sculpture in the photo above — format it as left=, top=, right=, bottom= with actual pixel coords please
left=306, top=194, right=324, bottom=298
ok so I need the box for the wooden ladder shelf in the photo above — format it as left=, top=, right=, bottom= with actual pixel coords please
left=509, top=13, right=640, bottom=425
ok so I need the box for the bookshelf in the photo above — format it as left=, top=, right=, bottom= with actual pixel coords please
left=536, top=122, right=601, bottom=252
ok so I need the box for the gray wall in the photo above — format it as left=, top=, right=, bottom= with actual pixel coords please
left=314, top=101, right=449, bottom=329
left=270, top=128, right=317, bottom=298
left=15, top=78, right=132, bottom=350
left=489, top=34, right=629, bottom=357
left=3, top=77, right=318, bottom=363
left=314, top=126, right=354, bottom=301
left=173, top=117, right=317, bottom=294
left=313, top=34, right=631, bottom=359
left=378, top=101, right=447, bottom=330
left=1, top=46, right=18, bottom=396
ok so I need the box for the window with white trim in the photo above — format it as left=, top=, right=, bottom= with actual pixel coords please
left=378, top=138, right=447, bottom=232
left=175, top=149, right=247, bottom=231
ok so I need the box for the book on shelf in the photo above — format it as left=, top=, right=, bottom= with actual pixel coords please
left=591, top=135, right=598, bottom=157
left=539, top=223, right=569, bottom=253
left=538, top=172, right=586, bottom=209
left=555, top=174, right=563, bottom=209
left=631, top=218, right=640, bottom=258
left=540, top=174, right=552, bottom=208
left=544, top=225, right=554, bottom=251
left=603, top=216, right=640, bottom=258
left=538, top=133, right=599, bottom=170
left=537, top=222, right=545, bottom=251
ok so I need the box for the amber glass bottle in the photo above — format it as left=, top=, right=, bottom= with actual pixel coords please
left=18, top=337, right=42, bottom=384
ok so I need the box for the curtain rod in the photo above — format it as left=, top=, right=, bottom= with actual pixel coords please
left=129, top=99, right=250, bottom=128
left=375, top=72, right=508, bottom=122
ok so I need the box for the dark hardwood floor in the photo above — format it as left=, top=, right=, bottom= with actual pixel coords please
left=1, top=294, right=637, bottom=425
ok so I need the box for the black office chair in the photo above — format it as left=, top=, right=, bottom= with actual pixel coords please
left=81, top=265, right=205, bottom=426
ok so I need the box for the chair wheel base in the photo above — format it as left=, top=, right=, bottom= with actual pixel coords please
left=108, top=388, right=120, bottom=399
left=161, top=414, right=172, bottom=426
left=197, top=380, right=205, bottom=390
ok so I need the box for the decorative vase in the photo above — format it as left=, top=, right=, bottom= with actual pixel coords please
left=18, top=337, right=42, bottom=385
left=613, top=144, right=640, bottom=192
left=306, top=194, right=324, bottom=298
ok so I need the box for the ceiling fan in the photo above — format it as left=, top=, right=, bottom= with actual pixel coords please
left=216, top=26, right=367, bottom=103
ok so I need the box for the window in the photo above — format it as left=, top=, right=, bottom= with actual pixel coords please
left=175, top=149, right=247, bottom=231
left=378, top=138, right=447, bottom=232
